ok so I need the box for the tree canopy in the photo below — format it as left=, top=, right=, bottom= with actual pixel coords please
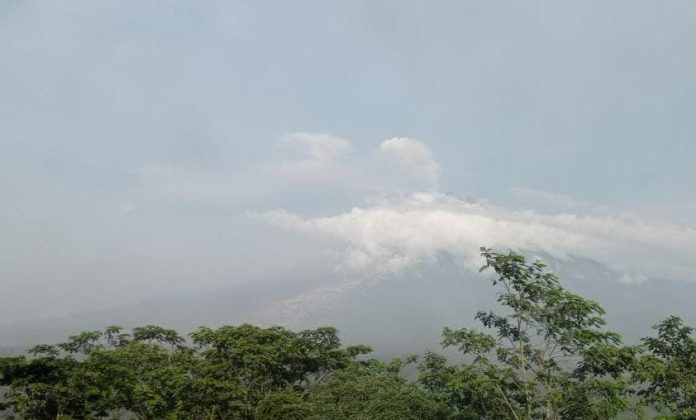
left=1, top=248, right=693, bottom=419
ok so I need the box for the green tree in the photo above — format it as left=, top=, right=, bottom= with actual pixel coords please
left=2, top=249, right=694, bottom=419
left=633, top=316, right=696, bottom=418
left=188, top=324, right=370, bottom=418
left=0, top=324, right=372, bottom=419
left=255, top=387, right=315, bottom=420
left=310, top=357, right=445, bottom=419
left=0, top=344, right=84, bottom=419
left=419, top=248, right=637, bottom=419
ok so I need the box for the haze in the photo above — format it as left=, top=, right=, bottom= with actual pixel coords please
left=1, top=1, right=695, bottom=329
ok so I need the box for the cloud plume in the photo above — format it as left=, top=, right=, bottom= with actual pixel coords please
left=259, top=192, right=696, bottom=283
left=379, top=138, right=441, bottom=182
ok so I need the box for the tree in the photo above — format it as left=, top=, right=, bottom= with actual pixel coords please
left=633, top=316, right=696, bottom=418
left=0, top=324, right=373, bottom=419
left=0, top=344, right=84, bottom=419
left=419, top=248, right=637, bottom=419
left=255, top=388, right=315, bottom=420
left=188, top=324, right=370, bottom=418
left=309, top=357, right=446, bottom=419
left=1, top=247, right=694, bottom=419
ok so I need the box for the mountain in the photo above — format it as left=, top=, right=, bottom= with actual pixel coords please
left=2, top=253, right=695, bottom=355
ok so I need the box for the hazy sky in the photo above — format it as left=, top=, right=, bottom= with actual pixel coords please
left=1, top=1, right=695, bottom=324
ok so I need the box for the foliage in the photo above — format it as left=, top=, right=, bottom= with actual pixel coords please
left=419, top=248, right=639, bottom=419
left=309, top=358, right=447, bottom=419
left=0, top=248, right=693, bottom=419
left=632, top=316, right=696, bottom=419
left=0, top=324, right=373, bottom=419
left=255, top=388, right=315, bottom=420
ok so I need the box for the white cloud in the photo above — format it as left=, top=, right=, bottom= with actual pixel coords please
left=258, top=192, right=696, bottom=283
left=379, top=138, right=441, bottom=182
left=278, top=132, right=353, bottom=163
left=130, top=135, right=442, bottom=205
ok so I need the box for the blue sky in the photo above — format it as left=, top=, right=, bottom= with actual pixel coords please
left=1, top=1, right=695, bottom=323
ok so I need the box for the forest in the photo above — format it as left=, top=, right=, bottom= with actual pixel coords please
left=1, top=249, right=693, bottom=419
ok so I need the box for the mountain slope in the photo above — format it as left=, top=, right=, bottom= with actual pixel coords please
left=1, top=254, right=694, bottom=355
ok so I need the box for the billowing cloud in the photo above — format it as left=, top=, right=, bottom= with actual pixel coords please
left=379, top=138, right=441, bottom=182
left=278, top=132, right=353, bottom=163
left=258, top=192, right=696, bottom=283
left=128, top=134, right=442, bottom=205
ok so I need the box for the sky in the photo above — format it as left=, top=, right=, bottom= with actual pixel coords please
left=1, top=1, right=695, bottom=324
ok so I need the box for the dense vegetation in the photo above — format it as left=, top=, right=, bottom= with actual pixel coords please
left=1, top=249, right=693, bottom=419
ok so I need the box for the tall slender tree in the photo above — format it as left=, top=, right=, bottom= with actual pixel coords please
left=420, top=248, right=638, bottom=419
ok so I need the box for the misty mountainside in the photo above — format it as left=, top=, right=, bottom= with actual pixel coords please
left=1, top=252, right=694, bottom=355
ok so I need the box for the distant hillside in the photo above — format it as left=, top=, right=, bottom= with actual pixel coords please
left=2, top=253, right=695, bottom=354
